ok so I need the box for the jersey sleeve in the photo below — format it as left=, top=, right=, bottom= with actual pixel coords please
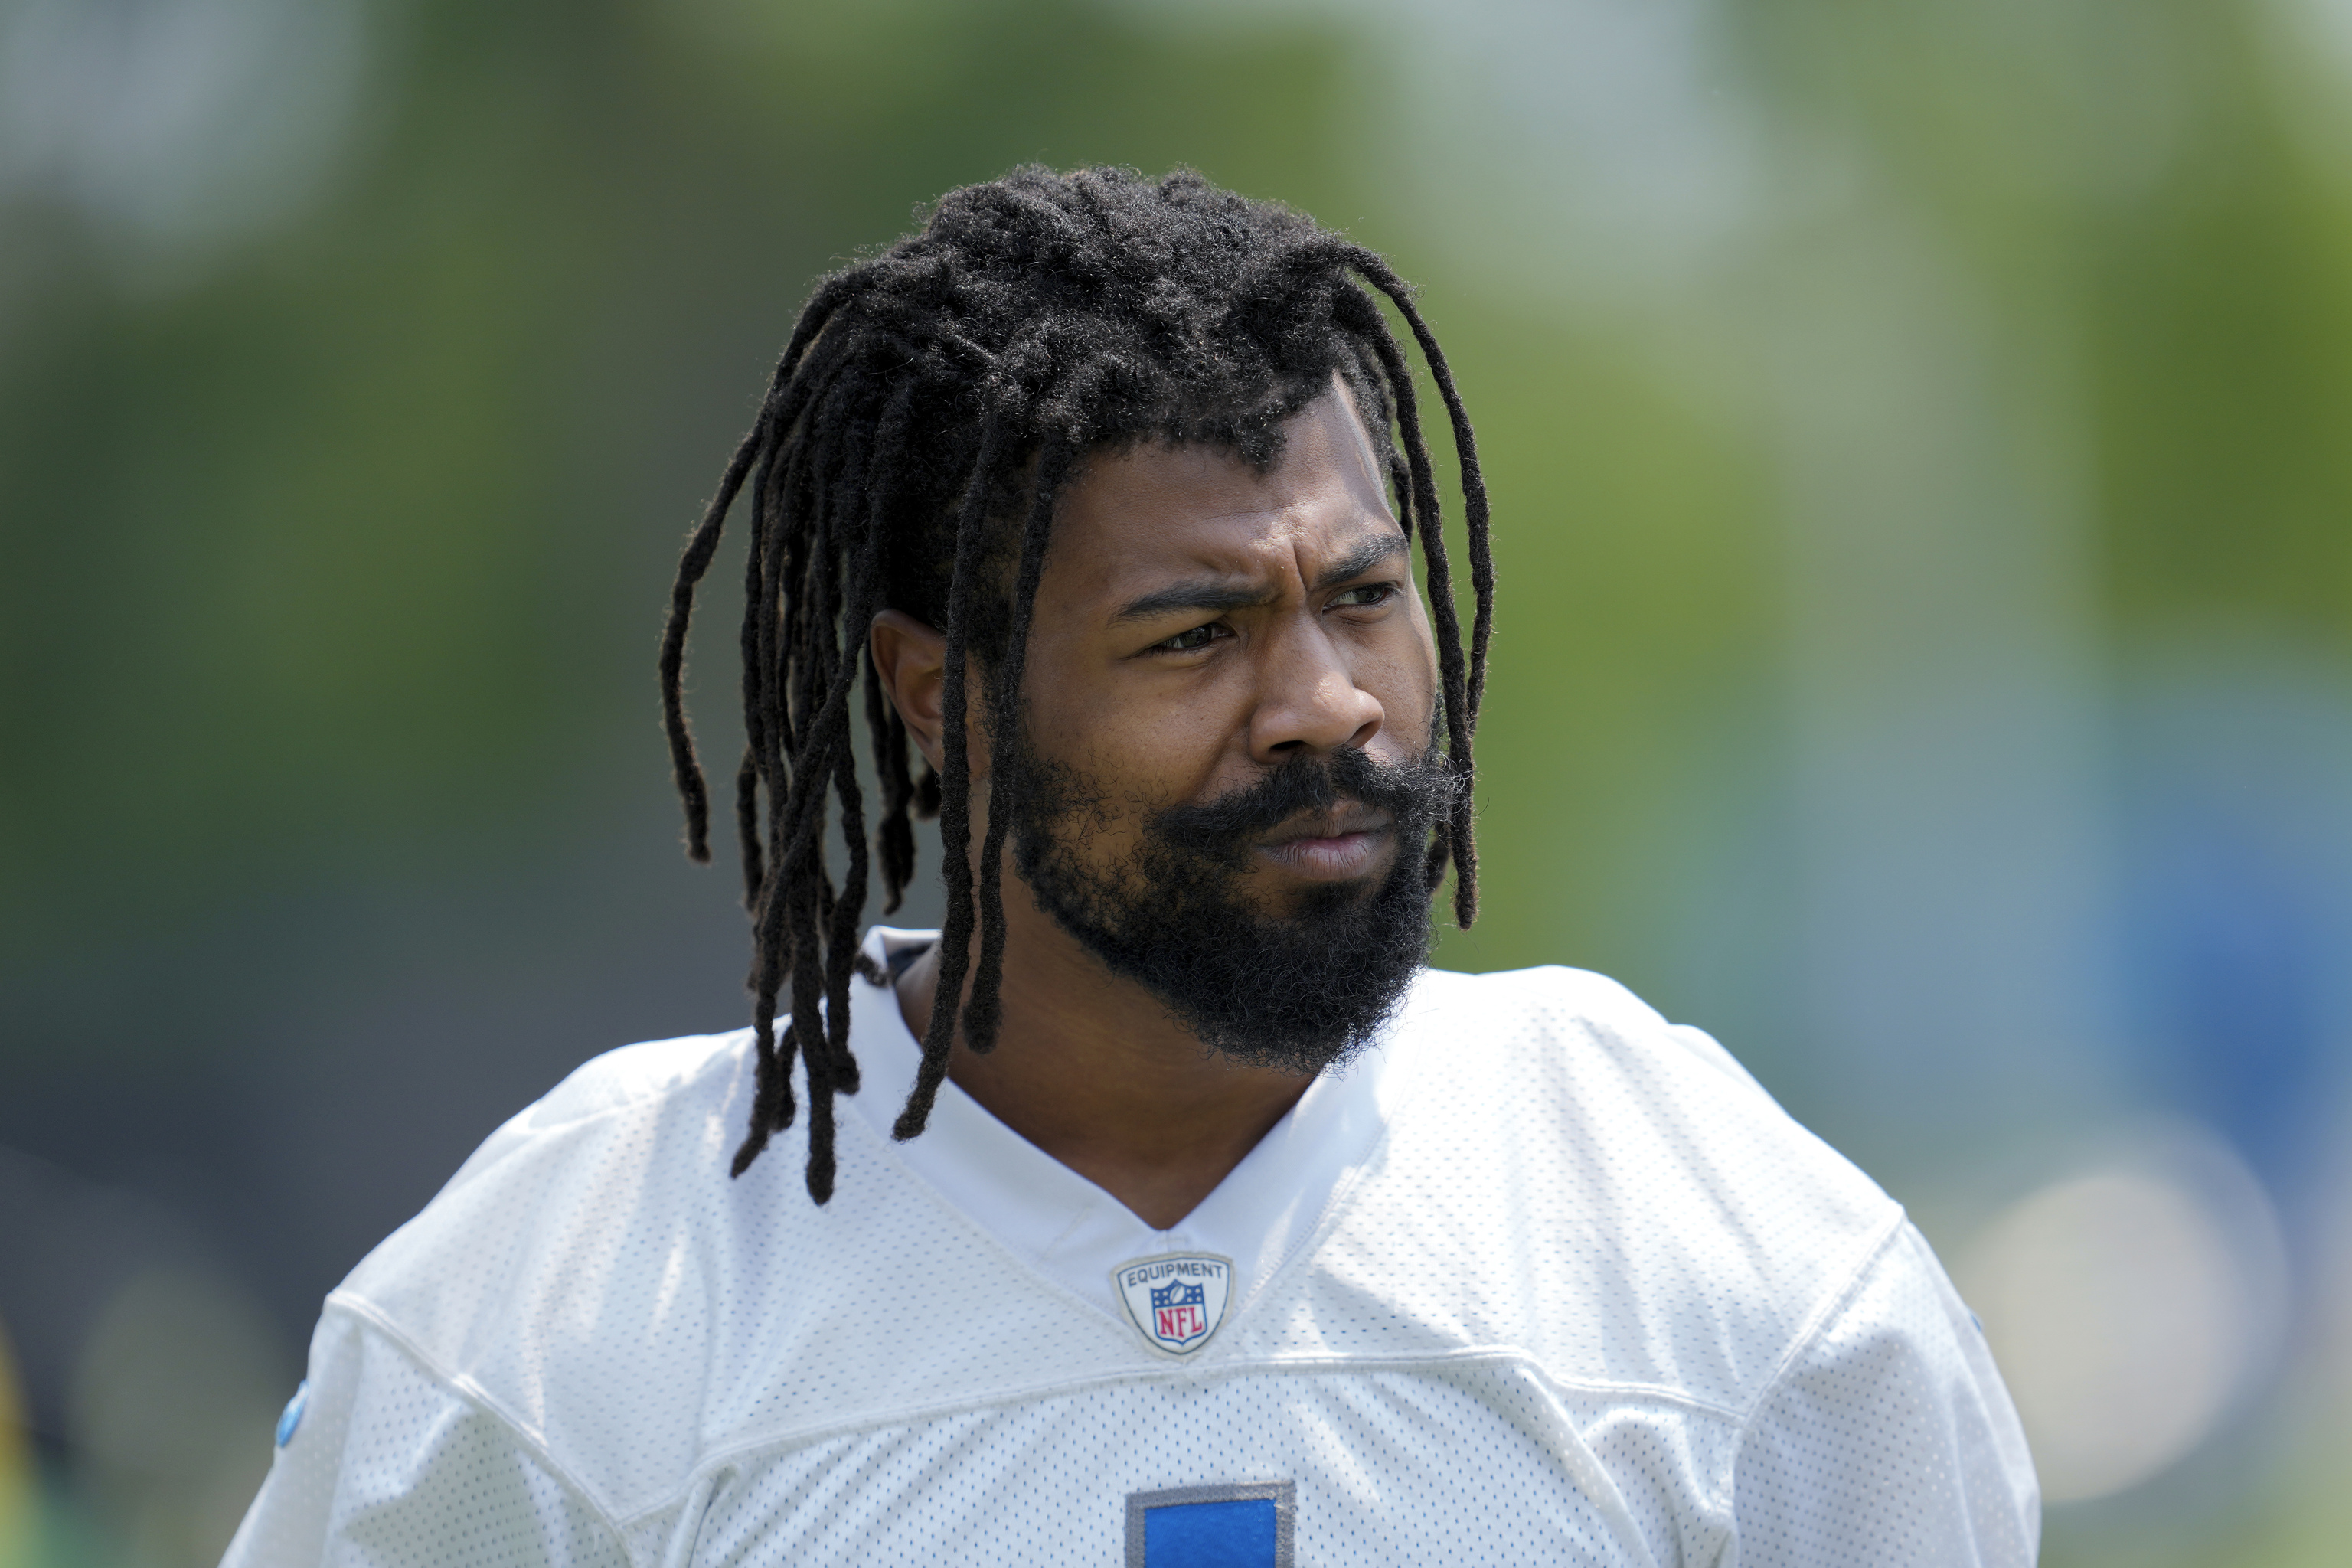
left=1726, top=1221, right=2039, bottom=1567
left=220, top=1306, right=629, bottom=1568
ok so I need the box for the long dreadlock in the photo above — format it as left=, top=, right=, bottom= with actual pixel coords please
left=658, top=167, right=1495, bottom=1204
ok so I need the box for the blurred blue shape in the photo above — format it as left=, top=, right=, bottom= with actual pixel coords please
left=274, top=1379, right=307, bottom=1449
left=2119, top=655, right=2352, bottom=1236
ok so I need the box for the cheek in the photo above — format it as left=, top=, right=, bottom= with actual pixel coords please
left=1022, top=644, right=1251, bottom=809
left=1360, top=612, right=1441, bottom=740
left=1038, top=700, right=1234, bottom=828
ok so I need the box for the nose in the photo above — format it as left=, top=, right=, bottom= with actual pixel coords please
left=1247, top=619, right=1384, bottom=764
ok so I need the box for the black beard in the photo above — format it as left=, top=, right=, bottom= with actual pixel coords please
left=1004, top=731, right=1457, bottom=1075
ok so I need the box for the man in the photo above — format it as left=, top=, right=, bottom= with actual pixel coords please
left=227, top=167, right=2037, bottom=1564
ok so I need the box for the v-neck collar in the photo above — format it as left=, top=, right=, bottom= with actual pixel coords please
left=843, top=926, right=1429, bottom=1330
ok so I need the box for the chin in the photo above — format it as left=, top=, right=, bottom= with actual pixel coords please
left=1276, top=873, right=1387, bottom=923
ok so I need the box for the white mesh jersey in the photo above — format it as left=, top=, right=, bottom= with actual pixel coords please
left=225, top=929, right=2037, bottom=1566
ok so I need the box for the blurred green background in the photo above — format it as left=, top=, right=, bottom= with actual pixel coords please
left=5, top=0, right=2352, bottom=1561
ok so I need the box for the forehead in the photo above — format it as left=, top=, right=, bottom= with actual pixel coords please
left=1045, top=387, right=1398, bottom=604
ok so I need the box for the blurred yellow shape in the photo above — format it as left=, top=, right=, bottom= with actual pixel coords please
left=0, top=1314, right=30, bottom=1568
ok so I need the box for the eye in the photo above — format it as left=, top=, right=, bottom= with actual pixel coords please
left=1330, top=583, right=1396, bottom=609
left=1155, top=622, right=1227, bottom=653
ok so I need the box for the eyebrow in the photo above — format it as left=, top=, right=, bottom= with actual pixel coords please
left=1310, top=531, right=1408, bottom=592
left=1107, top=531, right=1408, bottom=626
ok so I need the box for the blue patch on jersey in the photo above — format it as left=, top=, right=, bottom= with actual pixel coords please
left=1146, top=1499, right=1275, bottom=1566
left=1125, top=1481, right=1294, bottom=1568
left=275, top=1380, right=309, bottom=1448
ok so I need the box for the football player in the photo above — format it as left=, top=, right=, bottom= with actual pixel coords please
left=227, top=166, right=2036, bottom=1566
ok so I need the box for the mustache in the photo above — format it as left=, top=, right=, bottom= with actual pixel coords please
left=1148, top=744, right=1458, bottom=864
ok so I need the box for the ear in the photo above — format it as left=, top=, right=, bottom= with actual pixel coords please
left=868, top=609, right=949, bottom=772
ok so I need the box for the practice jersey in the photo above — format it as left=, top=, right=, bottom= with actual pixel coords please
left=224, top=929, right=2038, bottom=1566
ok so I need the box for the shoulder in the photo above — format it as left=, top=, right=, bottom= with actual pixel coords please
left=224, top=1305, right=630, bottom=1566
left=326, top=1028, right=765, bottom=1515
left=1299, top=964, right=1905, bottom=1413
left=1393, top=963, right=1824, bottom=1203
left=314, top=1013, right=1138, bottom=1524
left=1733, top=1221, right=2040, bottom=1560
left=347, top=1027, right=756, bottom=1310
left=1404, top=959, right=1689, bottom=1034
left=338, top=1022, right=757, bottom=1323
left=1403, top=962, right=1770, bottom=1091
left=1399, top=961, right=1811, bottom=1155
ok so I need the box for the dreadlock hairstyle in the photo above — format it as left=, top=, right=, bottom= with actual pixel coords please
left=658, top=167, right=1494, bottom=1204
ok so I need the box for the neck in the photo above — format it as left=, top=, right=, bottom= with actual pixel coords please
left=892, top=871, right=1315, bottom=1231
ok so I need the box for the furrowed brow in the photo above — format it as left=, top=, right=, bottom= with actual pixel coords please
left=1108, top=531, right=1408, bottom=626
left=1309, top=531, right=1408, bottom=593
left=1109, top=579, right=1274, bottom=626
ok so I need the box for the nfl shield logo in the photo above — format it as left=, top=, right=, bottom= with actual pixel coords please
left=1113, top=1253, right=1234, bottom=1355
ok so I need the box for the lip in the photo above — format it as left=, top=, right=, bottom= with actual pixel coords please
left=1253, top=807, right=1393, bottom=881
